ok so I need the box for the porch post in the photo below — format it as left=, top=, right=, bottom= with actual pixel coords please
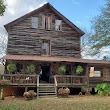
left=25, top=87, right=28, bottom=92
left=85, top=63, right=91, bottom=96
left=0, top=87, right=4, bottom=100
left=86, top=63, right=89, bottom=88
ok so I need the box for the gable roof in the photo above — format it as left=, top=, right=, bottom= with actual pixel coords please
left=4, top=3, right=84, bottom=36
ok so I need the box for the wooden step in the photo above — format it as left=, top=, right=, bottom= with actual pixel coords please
left=38, top=83, right=57, bottom=98
left=39, top=93, right=56, bottom=95
left=39, top=95, right=57, bottom=98
left=39, top=90, right=55, bottom=93
left=39, top=83, right=54, bottom=86
left=39, top=87, right=55, bottom=90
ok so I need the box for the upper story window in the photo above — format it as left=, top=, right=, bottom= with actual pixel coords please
left=41, top=40, right=50, bottom=55
left=42, top=15, right=52, bottom=30
left=55, top=20, right=62, bottom=31
left=31, top=17, right=38, bottom=29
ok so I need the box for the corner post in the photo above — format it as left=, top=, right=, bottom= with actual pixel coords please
left=0, top=87, right=4, bottom=100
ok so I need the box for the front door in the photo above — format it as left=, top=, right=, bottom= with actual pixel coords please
left=40, top=65, right=50, bottom=83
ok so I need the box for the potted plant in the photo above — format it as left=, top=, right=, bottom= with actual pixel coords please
left=58, top=88, right=70, bottom=98
left=0, top=80, right=11, bottom=85
left=23, top=90, right=37, bottom=100
left=58, top=65, right=66, bottom=75
left=27, top=64, right=35, bottom=74
left=7, top=64, right=16, bottom=74
left=76, top=65, right=83, bottom=75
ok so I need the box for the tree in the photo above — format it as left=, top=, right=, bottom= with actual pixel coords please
left=0, top=0, right=6, bottom=16
left=0, top=29, right=7, bottom=57
left=89, top=0, right=110, bottom=53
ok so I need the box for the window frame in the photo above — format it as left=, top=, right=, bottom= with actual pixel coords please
left=42, top=15, right=52, bottom=30
left=55, top=20, right=62, bottom=31
left=41, top=39, right=51, bottom=56
left=31, top=17, right=38, bottom=29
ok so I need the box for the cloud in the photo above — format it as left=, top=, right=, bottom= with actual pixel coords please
left=75, top=20, right=81, bottom=24
left=71, top=0, right=80, bottom=6
left=0, top=0, right=47, bottom=30
left=0, top=0, right=47, bottom=57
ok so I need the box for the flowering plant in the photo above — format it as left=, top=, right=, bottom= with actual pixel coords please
left=23, top=90, right=37, bottom=100
left=58, top=88, right=70, bottom=96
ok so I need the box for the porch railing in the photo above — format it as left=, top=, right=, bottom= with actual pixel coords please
left=55, top=75, right=88, bottom=86
left=0, top=74, right=39, bottom=85
left=89, top=77, right=103, bottom=85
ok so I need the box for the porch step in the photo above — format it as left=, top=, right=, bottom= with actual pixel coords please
left=39, top=95, right=57, bottom=98
left=38, top=83, right=57, bottom=98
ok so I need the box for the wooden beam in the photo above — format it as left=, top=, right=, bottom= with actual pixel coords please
left=0, top=87, right=4, bottom=100
left=85, top=63, right=89, bottom=88
left=25, top=87, right=28, bottom=92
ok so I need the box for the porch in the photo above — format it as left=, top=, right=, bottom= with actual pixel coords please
left=0, top=74, right=88, bottom=98
left=1, top=55, right=110, bottom=97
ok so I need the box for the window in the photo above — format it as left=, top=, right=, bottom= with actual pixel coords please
left=31, top=17, right=38, bottom=28
left=55, top=20, right=62, bottom=31
left=41, top=40, right=50, bottom=55
left=89, top=67, right=102, bottom=77
left=42, top=15, right=52, bottom=30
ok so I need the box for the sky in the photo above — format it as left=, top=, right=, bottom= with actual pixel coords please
left=0, top=0, right=106, bottom=32
left=0, top=0, right=107, bottom=59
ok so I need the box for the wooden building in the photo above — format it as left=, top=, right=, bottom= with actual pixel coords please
left=0, top=3, right=110, bottom=98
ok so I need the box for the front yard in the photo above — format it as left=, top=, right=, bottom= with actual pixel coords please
left=0, top=96, right=110, bottom=110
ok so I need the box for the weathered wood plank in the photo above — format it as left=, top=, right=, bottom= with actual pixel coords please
left=7, top=7, right=81, bottom=58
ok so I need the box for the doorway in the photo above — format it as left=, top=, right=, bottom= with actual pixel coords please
left=40, top=65, right=50, bottom=83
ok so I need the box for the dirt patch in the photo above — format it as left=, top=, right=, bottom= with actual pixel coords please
left=1, top=96, right=25, bottom=103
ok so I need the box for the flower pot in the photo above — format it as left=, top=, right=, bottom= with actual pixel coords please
left=58, top=94, right=68, bottom=98
left=25, top=97, right=33, bottom=100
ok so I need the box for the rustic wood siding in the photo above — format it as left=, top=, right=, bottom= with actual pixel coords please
left=103, top=67, right=110, bottom=79
left=7, top=8, right=81, bottom=58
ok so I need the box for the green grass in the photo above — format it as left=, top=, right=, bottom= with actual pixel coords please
left=0, top=96, right=110, bottom=110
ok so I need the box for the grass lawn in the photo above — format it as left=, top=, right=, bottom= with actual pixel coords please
left=0, top=96, right=110, bottom=110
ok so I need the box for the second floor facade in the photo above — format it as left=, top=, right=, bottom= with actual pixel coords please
left=5, top=3, right=84, bottom=58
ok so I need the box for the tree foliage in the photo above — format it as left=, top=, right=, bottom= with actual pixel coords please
left=0, top=0, right=6, bottom=16
left=90, top=0, right=110, bottom=50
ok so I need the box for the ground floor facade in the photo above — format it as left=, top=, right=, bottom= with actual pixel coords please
left=0, top=55, right=110, bottom=98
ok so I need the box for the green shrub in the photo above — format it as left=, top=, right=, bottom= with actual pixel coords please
left=7, top=64, right=16, bottom=73
left=81, top=86, right=86, bottom=93
left=27, top=64, right=35, bottom=74
left=95, top=83, right=110, bottom=96
left=76, top=65, right=83, bottom=75
left=58, top=65, right=66, bottom=74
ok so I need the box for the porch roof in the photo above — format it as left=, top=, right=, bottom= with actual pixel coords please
left=2, top=55, right=110, bottom=65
